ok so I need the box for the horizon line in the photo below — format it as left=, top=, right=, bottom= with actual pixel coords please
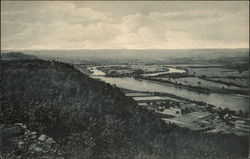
left=1, top=48, right=249, bottom=51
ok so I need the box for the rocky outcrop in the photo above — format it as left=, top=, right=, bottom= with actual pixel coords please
left=0, top=123, right=64, bottom=159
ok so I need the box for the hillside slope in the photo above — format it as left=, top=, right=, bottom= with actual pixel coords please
left=0, top=59, right=248, bottom=159
left=1, top=52, right=38, bottom=60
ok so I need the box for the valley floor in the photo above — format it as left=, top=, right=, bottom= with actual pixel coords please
left=121, top=88, right=250, bottom=136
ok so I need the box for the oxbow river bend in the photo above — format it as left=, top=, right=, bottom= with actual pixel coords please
left=89, top=67, right=249, bottom=112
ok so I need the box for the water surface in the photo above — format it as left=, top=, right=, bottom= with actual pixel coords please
left=94, top=76, right=249, bottom=112
left=89, top=67, right=249, bottom=112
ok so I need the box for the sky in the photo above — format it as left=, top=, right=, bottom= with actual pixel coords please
left=1, top=1, right=249, bottom=50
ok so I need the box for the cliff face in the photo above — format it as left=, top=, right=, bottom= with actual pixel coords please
left=0, top=59, right=248, bottom=159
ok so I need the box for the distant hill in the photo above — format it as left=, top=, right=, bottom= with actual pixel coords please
left=1, top=52, right=38, bottom=60
left=2, top=49, right=248, bottom=65
left=0, top=58, right=248, bottom=159
left=9, top=48, right=249, bottom=61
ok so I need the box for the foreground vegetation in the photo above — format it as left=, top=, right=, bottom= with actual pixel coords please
left=0, top=58, right=248, bottom=158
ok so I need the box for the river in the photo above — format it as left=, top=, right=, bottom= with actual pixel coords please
left=143, top=68, right=186, bottom=77
left=89, top=67, right=249, bottom=112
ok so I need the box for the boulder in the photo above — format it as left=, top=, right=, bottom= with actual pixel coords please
left=18, top=141, right=25, bottom=148
left=45, top=137, right=56, bottom=145
left=14, top=123, right=27, bottom=129
left=38, top=134, right=46, bottom=141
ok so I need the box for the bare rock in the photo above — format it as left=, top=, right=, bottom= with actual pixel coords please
left=1, top=123, right=63, bottom=159
left=18, top=141, right=25, bottom=148
left=38, top=134, right=47, bottom=141
left=45, top=137, right=56, bottom=145
left=29, top=143, right=43, bottom=152
left=14, top=123, right=27, bottom=129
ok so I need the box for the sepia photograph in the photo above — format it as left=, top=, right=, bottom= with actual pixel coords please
left=0, top=1, right=249, bottom=159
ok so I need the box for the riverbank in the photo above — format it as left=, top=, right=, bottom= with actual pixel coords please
left=88, top=65, right=249, bottom=112
left=93, top=65, right=249, bottom=95
left=135, top=76, right=249, bottom=96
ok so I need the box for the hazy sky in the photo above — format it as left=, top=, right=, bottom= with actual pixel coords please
left=1, top=1, right=249, bottom=50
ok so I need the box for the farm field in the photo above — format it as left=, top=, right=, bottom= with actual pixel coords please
left=120, top=89, right=249, bottom=136
left=133, top=96, right=177, bottom=102
left=130, top=64, right=167, bottom=72
left=207, top=77, right=249, bottom=88
left=125, top=92, right=152, bottom=97
left=186, top=67, right=249, bottom=78
left=170, top=77, right=241, bottom=90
